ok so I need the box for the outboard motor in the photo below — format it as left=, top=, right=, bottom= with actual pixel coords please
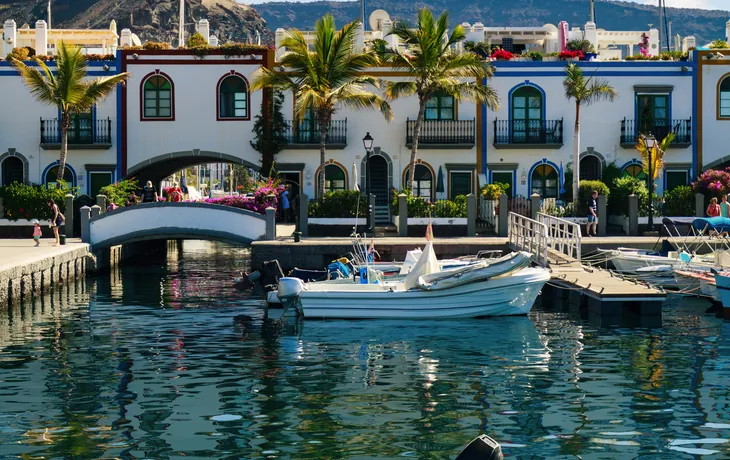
left=455, top=435, right=503, bottom=460
left=277, top=277, right=304, bottom=311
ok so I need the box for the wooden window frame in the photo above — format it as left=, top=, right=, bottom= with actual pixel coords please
left=140, top=71, right=175, bottom=121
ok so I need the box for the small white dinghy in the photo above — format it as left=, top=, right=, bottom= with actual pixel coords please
left=276, top=242, right=550, bottom=319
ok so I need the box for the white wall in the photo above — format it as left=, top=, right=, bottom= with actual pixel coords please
left=700, top=60, right=730, bottom=170
left=0, top=62, right=118, bottom=194
left=124, top=54, right=264, bottom=173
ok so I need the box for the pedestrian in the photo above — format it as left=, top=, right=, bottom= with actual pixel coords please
left=720, top=195, right=729, bottom=218
left=586, top=190, right=599, bottom=237
left=47, top=199, right=64, bottom=246
left=168, top=182, right=183, bottom=202
left=280, top=185, right=291, bottom=222
left=141, top=180, right=158, bottom=203
left=32, top=219, right=42, bottom=247
left=707, top=197, right=721, bottom=217
left=126, top=190, right=138, bottom=207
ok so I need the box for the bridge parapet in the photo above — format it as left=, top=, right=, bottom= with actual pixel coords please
left=86, top=202, right=273, bottom=249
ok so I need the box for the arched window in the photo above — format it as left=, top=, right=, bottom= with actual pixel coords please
left=512, top=86, right=543, bottom=143
left=1, top=156, right=24, bottom=186
left=143, top=74, right=173, bottom=119
left=44, top=165, right=75, bottom=187
left=531, top=164, right=558, bottom=198
left=720, top=75, right=730, bottom=119
left=580, top=155, right=602, bottom=181
left=324, top=164, right=346, bottom=193
left=623, top=163, right=647, bottom=180
left=218, top=75, right=249, bottom=119
left=404, top=164, right=433, bottom=201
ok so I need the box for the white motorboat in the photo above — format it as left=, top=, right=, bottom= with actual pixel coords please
left=712, top=271, right=730, bottom=319
left=274, top=243, right=549, bottom=319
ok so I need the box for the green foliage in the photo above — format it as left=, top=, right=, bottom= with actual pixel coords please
left=219, top=43, right=268, bottom=57
left=433, top=196, right=467, bottom=217
left=709, top=40, right=729, bottom=49
left=0, top=182, right=68, bottom=220
left=367, top=39, right=389, bottom=54
left=188, top=33, right=210, bottom=58
left=664, top=185, right=694, bottom=216
left=566, top=39, right=595, bottom=54
left=601, top=161, right=622, bottom=191
left=143, top=41, right=171, bottom=50
left=390, top=190, right=467, bottom=217
left=463, top=40, right=493, bottom=59
left=6, top=47, right=30, bottom=62
left=526, top=51, right=544, bottom=61
left=480, top=182, right=509, bottom=200
left=250, top=90, right=288, bottom=175
left=576, top=180, right=609, bottom=215
left=309, top=190, right=367, bottom=218
left=99, top=179, right=139, bottom=207
left=609, top=176, right=648, bottom=216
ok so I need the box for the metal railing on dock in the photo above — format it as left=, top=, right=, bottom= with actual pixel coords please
left=537, top=213, right=582, bottom=263
left=508, top=212, right=548, bottom=266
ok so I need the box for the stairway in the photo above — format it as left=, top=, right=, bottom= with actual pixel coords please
left=374, top=205, right=391, bottom=224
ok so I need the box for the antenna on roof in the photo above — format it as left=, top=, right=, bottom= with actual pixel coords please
left=589, top=0, right=595, bottom=23
left=47, top=0, right=51, bottom=29
left=179, top=0, right=185, bottom=48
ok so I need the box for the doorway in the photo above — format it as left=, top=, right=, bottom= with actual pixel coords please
left=368, top=155, right=391, bottom=223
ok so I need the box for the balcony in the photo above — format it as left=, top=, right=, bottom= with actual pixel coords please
left=620, top=118, right=692, bottom=148
left=40, top=118, right=113, bottom=150
left=282, top=119, right=347, bottom=150
left=493, top=119, right=564, bottom=149
left=405, top=119, right=475, bottom=149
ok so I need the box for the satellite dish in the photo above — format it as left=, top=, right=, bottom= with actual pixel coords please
left=368, top=9, right=390, bottom=32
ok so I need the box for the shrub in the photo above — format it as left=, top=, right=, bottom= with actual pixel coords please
left=188, top=33, right=209, bottom=58
left=490, top=49, right=514, bottom=61
left=664, top=185, right=694, bottom=216
left=601, top=161, right=622, bottom=191
left=6, top=47, right=30, bottom=62
left=0, top=182, right=68, bottom=220
left=143, top=41, right=171, bottom=50
left=566, top=39, right=595, bottom=54
left=219, top=42, right=268, bottom=57
left=390, top=190, right=467, bottom=218
left=433, top=196, right=467, bottom=218
left=480, top=182, right=509, bottom=200
left=99, top=179, right=139, bottom=207
left=202, top=195, right=273, bottom=215
left=559, top=50, right=583, bottom=60
left=609, top=176, right=648, bottom=216
left=692, top=168, right=730, bottom=198
left=576, top=180, right=609, bottom=215
left=526, top=51, right=543, bottom=61
left=308, top=190, right=367, bottom=218
left=709, top=40, right=729, bottom=49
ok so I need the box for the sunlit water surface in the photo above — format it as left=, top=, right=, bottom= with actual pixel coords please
left=1, top=241, right=729, bottom=459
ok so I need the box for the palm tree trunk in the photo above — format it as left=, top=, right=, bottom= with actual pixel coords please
left=408, top=100, right=427, bottom=192
left=317, top=112, right=330, bottom=198
left=58, top=111, right=71, bottom=188
left=572, top=102, right=581, bottom=211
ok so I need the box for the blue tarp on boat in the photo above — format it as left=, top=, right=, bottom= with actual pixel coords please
left=692, top=217, right=730, bottom=233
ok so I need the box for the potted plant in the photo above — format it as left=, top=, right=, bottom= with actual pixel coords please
left=526, top=51, right=543, bottom=61
left=544, top=52, right=560, bottom=62
left=490, top=48, right=514, bottom=61
left=567, top=39, right=597, bottom=61
left=559, top=50, right=583, bottom=61
left=480, top=182, right=509, bottom=216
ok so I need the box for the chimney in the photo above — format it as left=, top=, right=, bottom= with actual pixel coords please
left=3, top=19, right=16, bottom=56
left=120, top=28, right=133, bottom=48
left=197, top=19, right=210, bottom=44
left=35, top=20, right=48, bottom=56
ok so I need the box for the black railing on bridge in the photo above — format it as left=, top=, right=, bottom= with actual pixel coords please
left=620, top=118, right=692, bottom=145
left=283, top=119, right=347, bottom=145
left=40, top=118, right=113, bottom=145
left=406, top=119, right=475, bottom=146
left=493, top=119, right=564, bottom=146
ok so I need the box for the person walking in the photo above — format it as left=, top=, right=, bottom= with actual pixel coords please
left=169, top=182, right=183, bottom=202
left=720, top=195, right=729, bottom=218
left=126, top=191, right=138, bottom=207
left=586, top=190, right=599, bottom=237
left=280, top=185, right=291, bottom=222
left=47, top=199, right=64, bottom=246
left=707, top=197, right=721, bottom=217
left=141, top=180, right=159, bottom=203
left=32, top=219, right=42, bottom=247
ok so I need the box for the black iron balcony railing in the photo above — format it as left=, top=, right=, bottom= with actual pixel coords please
left=620, top=118, right=692, bottom=146
left=283, top=119, right=347, bottom=146
left=406, top=119, right=475, bottom=146
left=493, top=119, right=564, bottom=147
left=40, top=118, right=113, bottom=145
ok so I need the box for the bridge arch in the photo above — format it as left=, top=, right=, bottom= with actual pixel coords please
left=125, top=149, right=261, bottom=184
left=89, top=202, right=269, bottom=249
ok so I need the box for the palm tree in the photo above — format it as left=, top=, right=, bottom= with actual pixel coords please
left=382, top=8, right=499, bottom=190
left=637, top=132, right=676, bottom=182
left=563, top=63, right=616, bottom=202
left=251, top=15, right=393, bottom=197
left=13, top=42, right=130, bottom=186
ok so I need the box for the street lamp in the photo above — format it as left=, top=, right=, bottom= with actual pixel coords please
left=362, top=132, right=374, bottom=233
left=645, top=133, right=656, bottom=230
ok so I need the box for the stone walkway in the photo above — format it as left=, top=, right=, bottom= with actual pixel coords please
left=0, top=238, right=88, bottom=273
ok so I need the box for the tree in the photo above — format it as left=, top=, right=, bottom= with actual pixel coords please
left=382, top=8, right=499, bottom=190
left=636, top=132, right=676, bottom=181
left=13, top=42, right=130, bottom=186
left=563, top=63, right=616, bottom=203
left=251, top=15, right=392, bottom=197
left=250, top=90, right=288, bottom=176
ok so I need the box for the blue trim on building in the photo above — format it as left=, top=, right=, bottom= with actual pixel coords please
left=691, top=57, right=699, bottom=178
left=491, top=61, right=688, bottom=68
left=506, top=81, right=547, bottom=141
left=42, top=160, right=77, bottom=187
left=619, top=159, right=642, bottom=172
left=116, top=49, right=123, bottom=181
left=494, top=71, right=691, bottom=78
left=527, top=158, right=560, bottom=195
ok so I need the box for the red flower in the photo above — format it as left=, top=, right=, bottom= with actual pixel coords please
left=19, top=207, right=24, bottom=213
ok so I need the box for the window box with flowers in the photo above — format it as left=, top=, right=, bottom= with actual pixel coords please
left=559, top=50, right=583, bottom=61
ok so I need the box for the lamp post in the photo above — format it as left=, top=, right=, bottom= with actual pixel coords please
left=362, top=132, right=374, bottom=233
left=645, top=133, right=656, bottom=230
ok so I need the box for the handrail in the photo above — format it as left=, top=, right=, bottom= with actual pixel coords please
left=508, top=212, right=548, bottom=266
left=537, top=212, right=582, bottom=263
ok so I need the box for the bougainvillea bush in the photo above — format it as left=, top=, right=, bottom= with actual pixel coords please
left=692, top=168, right=730, bottom=198
left=202, top=195, right=275, bottom=215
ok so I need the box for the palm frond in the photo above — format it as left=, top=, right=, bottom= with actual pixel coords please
left=445, top=82, right=500, bottom=109
left=385, top=81, right=418, bottom=100
left=55, top=42, right=88, bottom=106
left=582, top=78, right=617, bottom=105
left=337, top=90, right=393, bottom=120
left=76, top=73, right=130, bottom=111
left=13, top=60, right=56, bottom=105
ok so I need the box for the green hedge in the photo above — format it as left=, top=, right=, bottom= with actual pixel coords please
left=0, top=183, right=68, bottom=220
left=308, top=190, right=367, bottom=218
left=664, top=185, right=694, bottom=216
left=99, top=179, right=139, bottom=207
left=608, top=176, right=648, bottom=216
left=576, top=180, right=610, bottom=215
left=391, top=193, right=467, bottom=218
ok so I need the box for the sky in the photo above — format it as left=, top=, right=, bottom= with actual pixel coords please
left=238, top=0, right=729, bottom=10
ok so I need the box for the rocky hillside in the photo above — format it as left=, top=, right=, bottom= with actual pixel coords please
left=0, top=0, right=272, bottom=45
left=255, top=0, right=728, bottom=46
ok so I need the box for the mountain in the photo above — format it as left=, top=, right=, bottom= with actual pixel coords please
left=254, top=0, right=729, bottom=47
left=0, top=0, right=272, bottom=45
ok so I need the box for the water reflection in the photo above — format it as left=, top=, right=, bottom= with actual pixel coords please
left=0, top=241, right=728, bottom=458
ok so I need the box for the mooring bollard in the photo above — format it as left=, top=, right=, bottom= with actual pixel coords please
left=695, top=193, right=705, bottom=218
left=65, top=193, right=74, bottom=238
left=80, top=206, right=91, bottom=243
left=597, top=194, right=607, bottom=236
left=96, top=194, right=107, bottom=213
left=628, top=194, right=639, bottom=236
left=498, top=194, right=508, bottom=237
left=298, top=194, right=309, bottom=237
left=398, top=194, right=407, bottom=237
left=265, top=207, right=276, bottom=240
left=466, top=193, right=477, bottom=236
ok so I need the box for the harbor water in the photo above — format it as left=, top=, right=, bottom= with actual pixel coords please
left=1, top=241, right=729, bottom=458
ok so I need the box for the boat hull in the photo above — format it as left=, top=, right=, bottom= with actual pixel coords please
left=713, top=273, right=730, bottom=318
left=296, top=268, right=549, bottom=319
